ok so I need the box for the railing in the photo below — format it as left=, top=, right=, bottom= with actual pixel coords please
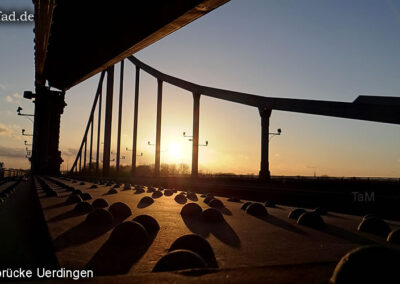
left=70, top=56, right=400, bottom=178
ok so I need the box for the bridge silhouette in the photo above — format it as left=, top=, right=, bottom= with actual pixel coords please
left=25, top=0, right=400, bottom=179
left=68, top=55, right=400, bottom=179
left=2, top=2, right=400, bottom=283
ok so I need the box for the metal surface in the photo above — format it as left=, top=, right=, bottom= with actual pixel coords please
left=132, top=67, right=140, bottom=175
left=102, top=67, right=114, bottom=177
left=155, top=79, right=163, bottom=177
left=192, top=93, right=201, bottom=177
left=116, top=61, right=124, bottom=173
left=96, top=91, right=102, bottom=174
left=70, top=72, right=105, bottom=173
left=259, top=108, right=272, bottom=179
left=33, top=0, right=230, bottom=89
left=128, top=56, right=400, bottom=125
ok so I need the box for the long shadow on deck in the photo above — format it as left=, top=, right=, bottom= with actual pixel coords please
left=182, top=215, right=241, bottom=248
left=254, top=215, right=307, bottom=235
left=53, top=212, right=131, bottom=252
left=85, top=227, right=158, bottom=275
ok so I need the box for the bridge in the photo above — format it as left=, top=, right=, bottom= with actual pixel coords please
left=2, top=1, right=400, bottom=283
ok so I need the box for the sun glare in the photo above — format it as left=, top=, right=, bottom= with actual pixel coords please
left=168, top=142, right=183, bottom=160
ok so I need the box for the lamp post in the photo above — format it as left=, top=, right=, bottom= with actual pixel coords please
left=269, top=128, right=282, bottom=141
left=126, top=147, right=143, bottom=156
left=21, top=129, right=33, bottom=136
left=17, top=106, right=34, bottom=123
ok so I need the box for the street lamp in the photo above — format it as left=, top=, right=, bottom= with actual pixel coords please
left=126, top=147, right=144, bottom=156
left=22, top=129, right=33, bottom=136
left=269, top=128, right=282, bottom=141
left=148, top=141, right=167, bottom=152
left=17, top=106, right=34, bottom=123
left=183, top=132, right=192, bottom=138
left=17, top=106, right=34, bottom=117
left=188, top=139, right=209, bottom=147
left=184, top=130, right=209, bottom=146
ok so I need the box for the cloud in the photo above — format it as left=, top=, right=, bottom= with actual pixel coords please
left=4, top=93, right=21, bottom=104
left=0, top=123, right=22, bottom=140
left=0, top=145, right=26, bottom=158
left=0, top=123, right=12, bottom=136
left=0, top=84, right=6, bottom=90
left=61, top=148, right=79, bottom=157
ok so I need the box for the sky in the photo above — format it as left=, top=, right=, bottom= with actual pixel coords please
left=0, top=0, right=399, bottom=177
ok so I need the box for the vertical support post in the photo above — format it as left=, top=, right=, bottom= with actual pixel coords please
left=103, top=66, right=114, bottom=177
left=89, top=116, right=94, bottom=171
left=116, top=60, right=124, bottom=173
left=79, top=152, right=82, bottom=172
left=83, top=139, right=87, bottom=171
left=131, top=66, right=140, bottom=175
left=30, top=87, right=65, bottom=175
left=191, top=92, right=200, bottom=177
left=96, top=92, right=102, bottom=173
left=259, top=107, right=272, bottom=180
left=154, top=79, right=163, bottom=177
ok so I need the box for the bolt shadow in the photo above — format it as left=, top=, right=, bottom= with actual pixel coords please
left=137, top=198, right=154, bottom=209
left=85, top=228, right=158, bottom=275
left=182, top=217, right=210, bottom=238
left=254, top=215, right=307, bottom=235
left=326, top=213, right=348, bottom=220
left=103, top=191, right=118, bottom=196
left=174, top=196, right=187, bottom=204
left=48, top=209, right=88, bottom=223
left=219, top=207, right=232, bottom=216
left=53, top=211, right=130, bottom=252
left=42, top=201, right=70, bottom=210
left=53, top=221, right=113, bottom=252
left=323, top=224, right=376, bottom=245
left=187, top=195, right=198, bottom=202
left=181, top=215, right=241, bottom=248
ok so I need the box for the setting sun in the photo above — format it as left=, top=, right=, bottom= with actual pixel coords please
left=168, top=142, right=183, bottom=161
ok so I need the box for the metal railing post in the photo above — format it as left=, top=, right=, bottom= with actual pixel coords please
left=89, top=115, right=94, bottom=171
left=96, top=91, right=102, bottom=174
left=155, top=79, right=163, bottom=177
left=259, top=107, right=272, bottom=180
left=131, top=66, right=140, bottom=176
left=103, top=66, right=114, bottom=177
left=191, top=92, right=200, bottom=177
left=116, top=60, right=124, bottom=173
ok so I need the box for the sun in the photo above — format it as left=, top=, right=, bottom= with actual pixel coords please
left=168, top=142, right=183, bottom=160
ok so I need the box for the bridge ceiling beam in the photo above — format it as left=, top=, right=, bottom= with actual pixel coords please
left=33, top=0, right=229, bottom=90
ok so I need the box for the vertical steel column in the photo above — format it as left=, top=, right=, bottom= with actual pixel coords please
left=116, top=60, right=124, bottom=173
left=89, top=116, right=94, bottom=170
left=191, top=92, right=200, bottom=177
left=83, top=139, right=87, bottom=171
left=96, top=92, right=102, bottom=173
left=131, top=66, right=140, bottom=175
left=79, top=152, right=82, bottom=172
left=154, top=79, right=163, bottom=177
left=103, top=66, right=114, bottom=177
left=259, top=107, right=272, bottom=180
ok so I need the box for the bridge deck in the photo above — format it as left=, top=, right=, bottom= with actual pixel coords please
left=33, top=177, right=400, bottom=283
